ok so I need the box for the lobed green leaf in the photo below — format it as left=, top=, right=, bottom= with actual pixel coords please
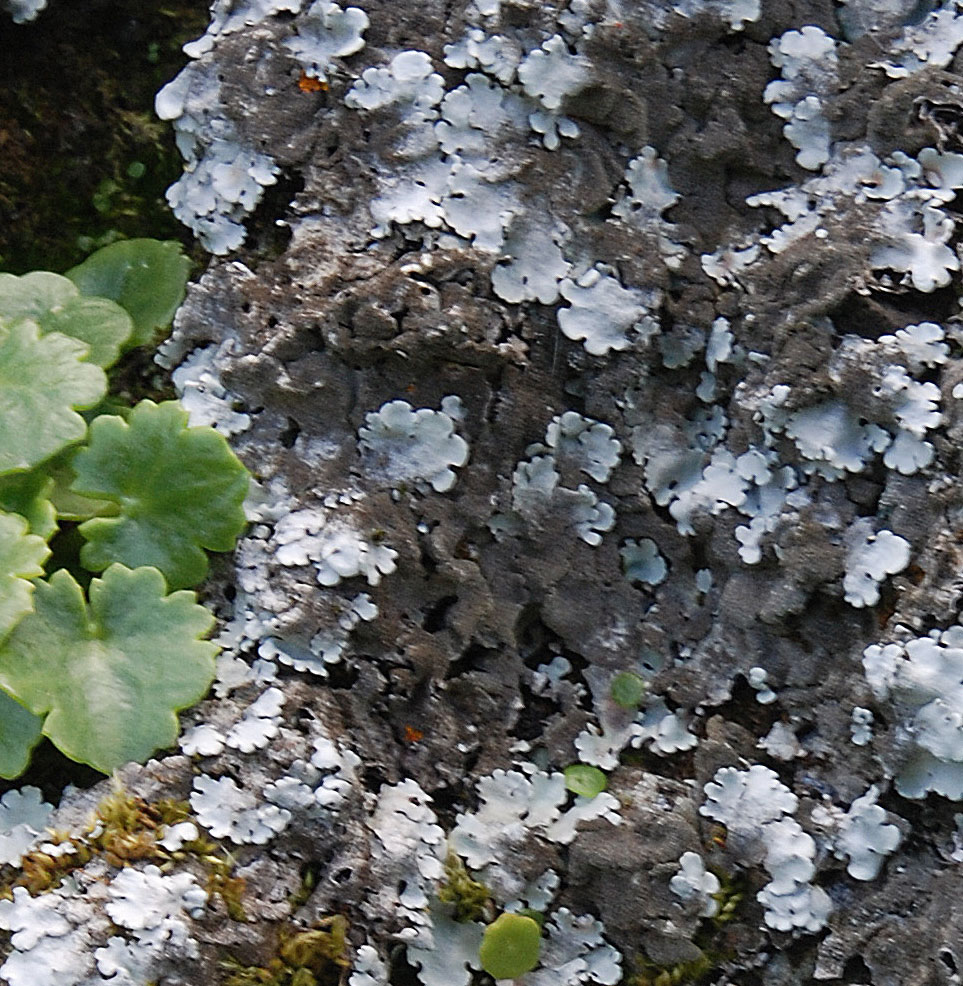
left=66, top=239, right=190, bottom=348
left=71, top=399, right=249, bottom=589
left=0, top=469, right=57, bottom=539
left=0, top=270, right=133, bottom=368
left=0, top=688, right=44, bottom=780
left=0, top=320, right=106, bottom=476
left=0, top=565, right=218, bottom=774
left=0, top=511, right=50, bottom=641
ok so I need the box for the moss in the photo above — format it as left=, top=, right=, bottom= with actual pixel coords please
left=206, top=852, right=250, bottom=922
left=221, top=916, right=352, bottom=986
left=287, top=861, right=322, bottom=910
left=437, top=848, right=492, bottom=923
left=0, top=782, right=246, bottom=919
left=626, top=862, right=745, bottom=986
left=626, top=949, right=715, bottom=986
left=707, top=868, right=744, bottom=927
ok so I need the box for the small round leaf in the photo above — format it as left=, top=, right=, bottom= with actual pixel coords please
left=479, top=913, right=542, bottom=980
left=564, top=764, right=608, bottom=798
left=0, top=565, right=218, bottom=774
left=610, top=671, right=646, bottom=710
left=71, top=400, right=249, bottom=589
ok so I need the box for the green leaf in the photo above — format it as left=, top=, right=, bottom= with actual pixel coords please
left=563, top=764, right=607, bottom=798
left=44, top=450, right=118, bottom=522
left=0, top=470, right=57, bottom=539
left=0, top=270, right=133, bottom=368
left=0, top=565, right=217, bottom=774
left=0, top=688, right=44, bottom=779
left=66, top=239, right=190, bottom=348
left=0, top=320, right=106, bottom=476
left=0, top=271, right=73, bottom=315
left=479, top=913, right=542, bottom=980
left=610, top=671, right=647, bottom=710
left=72, top=400, right=249, bottom=589
left=0, top=511, right=50, bottom=640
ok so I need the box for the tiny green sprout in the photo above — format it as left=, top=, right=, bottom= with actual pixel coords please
left=564, top=763, right=607, bottom=798
left=479, top=912, right=542, bottom=980
left=610, top=671, right=646, bottom=709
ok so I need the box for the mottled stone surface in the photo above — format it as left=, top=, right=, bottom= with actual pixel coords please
left=10, top=1, right=963, bottom=984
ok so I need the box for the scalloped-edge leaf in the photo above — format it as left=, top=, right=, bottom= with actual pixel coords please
left=0, top=270, right=133, bottom=368
left=0, top=511, right=49, bottom=641
left=0, top=320, right=106, bottom=476
left=0, top=689, right=44, bottom=779
left=66, top=239, right=190, bottom=348
left=72, top=400, right=249, bottom=589
left=44, top=449, right=117, bottom=522
left=0, top=470, right=57, bottom=539
left=0, top=565, right=218, bottom=774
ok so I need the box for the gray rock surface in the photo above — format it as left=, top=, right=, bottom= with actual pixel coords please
left=9, top=0, right=963, bottom=984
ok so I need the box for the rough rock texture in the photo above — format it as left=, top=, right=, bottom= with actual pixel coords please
left=9, top=0, right=963, bottom=984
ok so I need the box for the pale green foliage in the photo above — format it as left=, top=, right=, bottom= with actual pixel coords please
left=0, top=512, right=49, bottom=640
left=0, top=239, right=248, bottom=779
left=563, top=764, right=608, bottom=798
left=0, top=566, right=217, bottom=774
left=73, top=400, right=250, bottom=590
left=0, top=690, right=43, bottom=779
left=0, top=320, right=106, bottom=474
left=66, top=238, right=191, bottom=348
left=0, top=270, right=132, bottom=367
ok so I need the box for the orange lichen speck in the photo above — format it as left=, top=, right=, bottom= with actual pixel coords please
left=298, top=72, right=328, bottom=93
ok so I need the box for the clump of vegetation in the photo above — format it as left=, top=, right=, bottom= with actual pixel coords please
left=0, top=238, right=250, bottom=778
left=221, top=916, right=352, bottom=986
left=627, top=949, right=715, bottom=986
left=610, top=670, right=647, bottom=709
left=438, top=849, right=492, bottom=923
left=2, top=781, right=246, bottom=919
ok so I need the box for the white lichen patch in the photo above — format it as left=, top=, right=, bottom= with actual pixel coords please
left=366, top=780, right=446, bottom=929
left=156, top=62, right=280, bottom=253
left=284, top=0, right=369, bottom=80
left=191, top=774, right=292, bottom=844
left=620, top=538, right=667, bottom=586
left=359, top=398, right=470, bottom=493
left=517, top=34, right=591, bottom=112
left=0, top=786, right=54, bottom=865
left=842, top=522, right=911, bottom=608
left=670, top=851, right=720, bottom=917
left=700, top=765, right=832, bottom=932
left=557, top=266, right=660, bottom=356
left=863, top=627, right=963, bottom=799
left=171, top=340, right=252, bottom=435
left=812, top=786, right=902, bottom=880
left=764, top=26, right=838, bottom=170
